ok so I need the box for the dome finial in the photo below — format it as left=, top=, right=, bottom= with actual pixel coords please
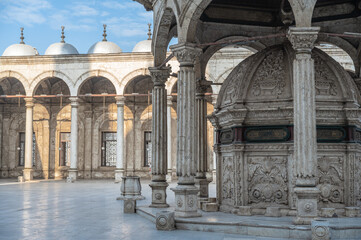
left=147, top=23, right=152, bottom=40
left=102, top=24, right=107, bottom=42
left=20, top=27, right=25, bottom=44
left=61, top=26, right=65, bottom=43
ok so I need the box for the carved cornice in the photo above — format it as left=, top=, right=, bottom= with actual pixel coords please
left=149, top=66, right=171, bottom=86
left=287, top=27, right=320, bottom=53
left=170, top=43, right=202, bottom=66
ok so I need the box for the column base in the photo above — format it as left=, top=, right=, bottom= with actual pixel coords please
left=149, top=181, right=169, bottom=208
left=212, top=170, right=216, bottom=183
left=294, top=187, right=320, bottom=225
left=195, top=178, right=211, bottom=198
left=166, top=169, right=172, bottom=182
left=171, top=184, right=201, bottom=218
left=67, top=169, right=78, bottom=182
left=115, top=169, right=125, bottom=183
left=23, top=168, right=33, bottom=181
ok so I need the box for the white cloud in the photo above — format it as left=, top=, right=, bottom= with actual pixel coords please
left=72, top=3, right=98, bottom=16
left=0, top=0, right=52, bottom=26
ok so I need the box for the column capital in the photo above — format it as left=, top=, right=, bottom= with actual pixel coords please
left=69, top=97, right=79, bottom=107
left=196, top=77, right=210, bottom=95
left=115, top=96, right=125, bottom=106
left=24, top=97, right=34, bottom=108
left=149, top=66, right=171, bottom=86
left=170, top=43, right=202, bottom=66
left=287, top=27, right=320, bottom=54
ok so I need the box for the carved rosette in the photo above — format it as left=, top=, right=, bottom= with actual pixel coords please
left=287, top=27, right=320, bottom=54
left=149, top=66, right=171, bottom=86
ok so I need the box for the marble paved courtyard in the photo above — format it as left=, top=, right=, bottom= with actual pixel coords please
left=0, top=179, right=284, bottom=240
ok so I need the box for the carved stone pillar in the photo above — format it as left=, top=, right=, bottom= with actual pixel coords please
left=211, top=96, right=217, bottom=183
left=23, top=97, right=34, bottom=181
left=68, top=97, right=79, bottom=181
left=149, top=66, right=171, bottom=208
left=166, top=96, right=173, bottom=181
left=115, top=96, right=125, bottom=182
left=288, top=27, right=320, bottom=224
left=170, top=43, right=202, bottom=217
left=195, top=79, right=210, bottom=198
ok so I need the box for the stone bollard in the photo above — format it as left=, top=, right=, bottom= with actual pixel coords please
left=311, top=219, right=330, bottom=240
left=237, top=206, right=252, bottom=216
left=345, top=207, right=360, bottom=217
left=18, top=176, right=25, bottom=182
left=156, top=211, right=175, bottom=230
left=117, top=176, right=145, bottom=200
left=124, top=199, right=136, bottom=214
left=265, top=207, right=282, bottom=217
left=320, top=208, right=336, bottom=218
left=66, top=177, right=74, bottom=183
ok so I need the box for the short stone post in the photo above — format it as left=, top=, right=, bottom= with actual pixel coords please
left=311, top=219, right=330, bottom=240
left=156, top=211, right=175, bottom=230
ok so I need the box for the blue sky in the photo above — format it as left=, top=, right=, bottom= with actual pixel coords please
left=0, top=0, right=154, bottom=54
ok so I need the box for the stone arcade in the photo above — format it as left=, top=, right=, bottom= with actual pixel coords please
left=1, top=0, right=361, bottom=238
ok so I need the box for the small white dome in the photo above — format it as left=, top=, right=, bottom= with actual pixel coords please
left=45, top=42, right=79, bottom=55
left=87, top=41, right=122, bottom=54
left=132, top=39, right=152, bottom=52
left=2, top=43, right=38, bottom=56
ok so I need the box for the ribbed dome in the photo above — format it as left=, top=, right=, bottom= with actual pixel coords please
left=2, top=43, right=38, bottom=56
left=132, top=39, right=151, bottom=52
left=87, top=41, right=122, bottom=54
left=45, top=42, right=79, bottom=55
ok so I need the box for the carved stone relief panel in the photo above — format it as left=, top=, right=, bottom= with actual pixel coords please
left=314, top=54, right=341, bottom=99
left=356, top=155, right=361, bottom=207
left=221, top=155, right=235, bottom=206
left=247, top=49, right=290, bottom=100
left=317, top=156, right=344, bottom=204
left=246, top=156, right=288, bottom=206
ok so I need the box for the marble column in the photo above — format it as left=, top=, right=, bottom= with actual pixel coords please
left=166, top=96, right=173, bottom=181
left=195, top=80, right=210, bottom=198
left=23, top=97, right=34, bottom=181
left=288, top=27, right=320, bottom=224
left=149, top=66, right=171, bottom=208
left=211, top=96, right=217, bottom=182
left=115, top=96, right=125, bottom=182
left=68, top=97, right=79, bottom=181
left=170, top=43, right=202, bottom=217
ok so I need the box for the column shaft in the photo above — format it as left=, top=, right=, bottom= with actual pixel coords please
left=288, top=26, right=320, bottom=224
left=195, top=84, right=210, bottom=198
left=23, top=98, right=34, bottom=181
left=170, top=43, right=202, bottom=217
left=167, top=96, right=172, bottom=179
left=115, top=96, right=125, bottom=182
left=149, top=66, right=171, bottom=208
left=68, top=97, right=79, bottom=181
